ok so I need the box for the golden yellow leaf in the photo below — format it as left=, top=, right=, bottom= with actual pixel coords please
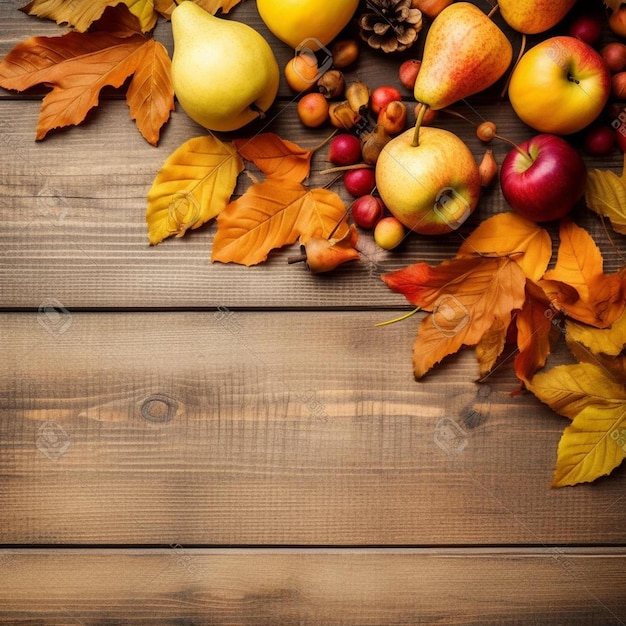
left=566, top=308, right=626, bottom=357
left=156, top=0, right=243, bottom=18
left=527, top=362, right=626, bottom=420
left=383, top=256, right=527, bottom=378
left=456, top=212, right=552, bottom=281
left=475, top=319, right=508, bottom=377
left=543, top=220, right=624, bottom=328
left=554, top=399, right=626, bottom=487
left=585, top=153, right=626, bottom=235
left=146, top=135, right=244, bottom=245
left=211, top=180, right=348, bottom=266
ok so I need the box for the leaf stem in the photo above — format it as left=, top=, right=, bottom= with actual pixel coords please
left=319, top=163, right=374, bottom=175
left=375, top=307, right=421, bottom=327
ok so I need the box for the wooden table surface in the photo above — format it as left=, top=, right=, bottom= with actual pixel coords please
left=1, top=0, right=625, bottom=623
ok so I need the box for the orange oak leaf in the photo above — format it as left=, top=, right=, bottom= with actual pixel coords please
left=456, top=212, right=552, bottom=281
left=383, top=256, right=527, bottom=378
left=514, top=279, right=561, bottom=383
left=212, top=180, right=349, bottom=266
left=542, top=220, right=624, bottom=328
left=0, top=26, right=174, bottom=144
left=233, top=133, right=313, bottom=183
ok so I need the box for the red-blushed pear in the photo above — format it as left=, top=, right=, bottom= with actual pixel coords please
left=413, top=3, right=512, bottom=117
left=508, top=36, right=611, bottom=135
left=497, top=0, right=576, bottom=34
left=499, top=134, right=587, bottom=223
left=375, top=127, right=481, bottom=236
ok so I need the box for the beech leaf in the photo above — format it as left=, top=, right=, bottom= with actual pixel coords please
left=566, top=309, right=626, bottom=358
left=383, top=256, right=527, bottom=378
left=211, top=180, right=349, bottom=266
left=542, top=220, right=624, bottom=328
left=154, top=0, right=243, bottom=19
left=585, top=153, right=626, bottom=235
left=233, top=133, right=313, bottom=183
left=456, top=212, right=552, bottom=281
left=0, top=26, right=174, bottom=143
left=146, top=135, right=244, bottom=245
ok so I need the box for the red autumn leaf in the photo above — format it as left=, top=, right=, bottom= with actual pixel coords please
left=542, top=220, right=624, bottom=328
left=233, top=133, right=313, bottom=183
left=383, top=256, right=527, bottom=378
left=0, top=16, right=174, bottom=144
left=514, top=279, right=561, bottom=383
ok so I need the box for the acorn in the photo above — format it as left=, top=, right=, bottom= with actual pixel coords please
left=331, top=39, right=360, bottom=69
left=478, top=149, right=498, bottom=187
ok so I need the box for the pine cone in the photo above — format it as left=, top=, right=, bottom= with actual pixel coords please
left=358, top=0, right=423, bottom=53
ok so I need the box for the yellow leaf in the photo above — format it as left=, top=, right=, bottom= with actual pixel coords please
left=566, top=308, right=626, bottom=357
left=211, top=180, right=348, bottom=266
left=155, top=0, right=243, bottom=19
left=124, top=0, right=159, bottom=31
left=475, top=319, right=508, bottom=377
left=146, top=135, right=243, bottom=245
left=553, top=403, right=626, bottom=487
left=527, top=362, right=626, bottom=420
left=456, top=212, right=552, bottom=281
left=585, top=153, right=626, bottom=235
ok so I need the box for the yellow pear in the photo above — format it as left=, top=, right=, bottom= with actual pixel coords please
left=256, top=0, right=359, bottom=51
left=171, top=2, right=279, bottom=132
left=375, top=127, right=481, bottom=235
left=498, top=0, right=576, bottom=35
left=413, top=2, right=512, bottom=111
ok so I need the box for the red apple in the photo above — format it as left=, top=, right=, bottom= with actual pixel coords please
left=370, top=86, right=402, bottom=115
left=328, top=133, right=362, bottom=166
left=500, top=134, right=587, bottom=223
left=343, top=168, right=376, bottom=197
left=583, top=124, right=616, bottom=156
left=568, top=12, right=603, bottom=46
left=351, top=194, right=385, bottom=229
left=398, top=59, right=421, bottom=90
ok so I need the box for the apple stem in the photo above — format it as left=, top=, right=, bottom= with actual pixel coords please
left=287, top=252, right=307, bottom=264
left=487, top=3, right=499, bottom=19
left=249, top=103, right=266, bottom=119
left=411, top=103, right=427, bottom=147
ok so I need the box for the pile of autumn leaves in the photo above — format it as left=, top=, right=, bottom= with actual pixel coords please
left=1, top=0, right=625, bottom=488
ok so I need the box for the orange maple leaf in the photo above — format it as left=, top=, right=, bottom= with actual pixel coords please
left=383, top=256, right=527, bottom=378
left=211, top=179, right=348, bottom=266
left=0, top=17, right=174, bottom=144
left=233, top=133, right=313, bottom=183
left=542, top=220, right=624, bottom=328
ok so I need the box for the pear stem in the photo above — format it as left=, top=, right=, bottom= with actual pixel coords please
left=487, top=3, right=499, bottom=19
left=319, top=163, right=374, bottom=175
left=411, top=103, right=428, bottom=147
left=500, top=33, right=526, bottom=99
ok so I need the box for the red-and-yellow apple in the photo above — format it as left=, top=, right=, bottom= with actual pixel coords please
left=508, top=36, right=611, bottom=135
left=375, top=127, right=481, bottom=235
left=499, top=134, right=587, bottom=223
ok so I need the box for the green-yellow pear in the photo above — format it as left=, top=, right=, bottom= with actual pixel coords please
left=498, top=0, right=576, bottom=34
left=375, top=127, right=481, bottom=235
left=413, top=2, right=513, bottom=111
left=171, top=2, right=280, bottom=132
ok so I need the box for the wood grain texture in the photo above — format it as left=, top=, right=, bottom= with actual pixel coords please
left=2, top=311, right=625, bottom=545
left=0, top=548, right=625, bottom=625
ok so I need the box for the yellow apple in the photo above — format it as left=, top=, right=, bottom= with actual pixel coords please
left=508, top=36, right=611, bottom=135
left=375, top=127, right=481, bottom=236
left=256, top=0, right=359, bottom=51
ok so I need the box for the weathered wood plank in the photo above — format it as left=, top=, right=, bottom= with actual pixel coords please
left=2, top=311, right=624, bottom=545
left=0, top=548, right=625, bottom=625
left=1, top=99, right=623, bottom=309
